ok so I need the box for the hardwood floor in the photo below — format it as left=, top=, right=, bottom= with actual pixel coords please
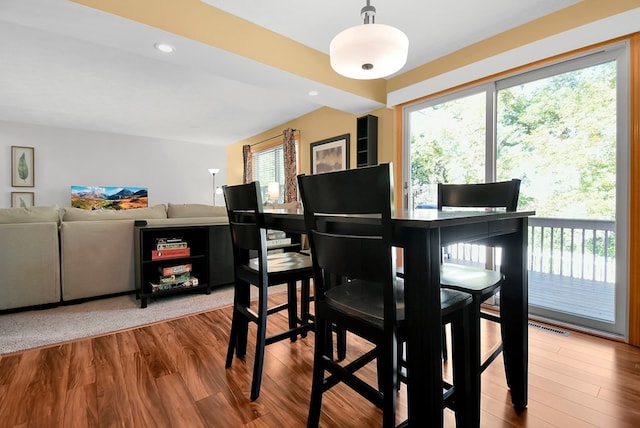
left=1, top=292, right=640, bottom=427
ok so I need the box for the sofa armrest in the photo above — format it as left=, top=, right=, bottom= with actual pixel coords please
left=0, top=222, right=60, bottom=310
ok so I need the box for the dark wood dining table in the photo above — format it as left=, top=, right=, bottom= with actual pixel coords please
left=262, top=207, right=534, bottom=427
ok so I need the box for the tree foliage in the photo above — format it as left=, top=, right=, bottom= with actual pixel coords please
left=410, top=61, right=617, bottom=220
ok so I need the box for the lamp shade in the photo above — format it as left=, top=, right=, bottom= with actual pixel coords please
left=267, top=182, right=280, bottom=202
left=330, top=23, right=408, bottom=80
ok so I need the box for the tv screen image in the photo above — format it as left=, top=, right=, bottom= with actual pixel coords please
left=71, top=185, right=148, bottom=210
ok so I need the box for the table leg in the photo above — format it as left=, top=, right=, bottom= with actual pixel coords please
left=500, top=218, right=529, bottom=412
left=403, top=228, right=443, bottom=426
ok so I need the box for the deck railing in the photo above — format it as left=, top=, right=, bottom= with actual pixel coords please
left=527, top=217, right=615, bottom=283
left=446, top=217, right=616, bottom=284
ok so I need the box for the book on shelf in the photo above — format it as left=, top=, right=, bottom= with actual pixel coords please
left=155, top=237, right=187, bottom=250
left=266, top=237, right=292, bottom=248
left=266, top=229, right=287, bottom=240
left=159, top=271, right=191, bottom=285
left=159, top=263, right=192, bottom=276
left=150, top=276, right=199, bottom=293
left=151, top=247, right=190, bottom=260
left=155, top=237, right=184, bottom=244
left=156, top=241, right=188, bottom=250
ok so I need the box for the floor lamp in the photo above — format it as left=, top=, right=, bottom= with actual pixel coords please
left=208, top=168, right=219, bottom=205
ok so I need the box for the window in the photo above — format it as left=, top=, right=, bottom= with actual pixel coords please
left=253, top=145, right=284, bottom=204
left=406, top=88, right=488, bottom=208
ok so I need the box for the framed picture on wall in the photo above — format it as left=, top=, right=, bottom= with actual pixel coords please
left=11, top=192, right=34, bottom=208
left=11, top=146, right=35, bottom=187
left=70, top=185, right=148, bottom=210
left=309, top=134, right=350, bottom=174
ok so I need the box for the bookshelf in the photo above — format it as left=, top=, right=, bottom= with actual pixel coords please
left=356, top=114, right=378, bottom=168
left=134, top=222, right=216, bottom=308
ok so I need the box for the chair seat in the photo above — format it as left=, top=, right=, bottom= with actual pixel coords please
left=247, top=251, right=312, bottom=273
left=440, top=263, right=503, bottom=297
left=326, top=279, right=472, bottom=329
left=397, top=263, right=502, bottom=295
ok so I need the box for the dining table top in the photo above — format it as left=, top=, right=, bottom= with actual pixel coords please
left=260, top=207, right=535, bottom=235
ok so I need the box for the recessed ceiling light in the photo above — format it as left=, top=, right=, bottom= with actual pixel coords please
left=308, top=90, right=319, bottom=96
left=154, top=43, right=175, bottom=54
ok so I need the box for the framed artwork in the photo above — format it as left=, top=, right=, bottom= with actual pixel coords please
left=11, top=192, right=34, bottom=208
left=310, top=134, right=350, bottom=174
left=11, top=146, right=35, bottom=187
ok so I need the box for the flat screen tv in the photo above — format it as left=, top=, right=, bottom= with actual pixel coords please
left=71, top=185, right=148, bottom=210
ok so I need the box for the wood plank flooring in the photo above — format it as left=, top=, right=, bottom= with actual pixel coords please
left=1, top=292, right=640, bottom=427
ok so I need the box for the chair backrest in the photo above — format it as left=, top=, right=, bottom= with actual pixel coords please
left=297, top=163, right=397, bottom=322
left=222, top=182, right=269, bottom=274
left=437, top=179, right=521, bottom=211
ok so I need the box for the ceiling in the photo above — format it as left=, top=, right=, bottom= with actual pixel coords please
left=0, top=0, right=632, bottom=146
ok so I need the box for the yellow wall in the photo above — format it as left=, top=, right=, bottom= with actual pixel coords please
left=226, top=106, right=395, bottom=185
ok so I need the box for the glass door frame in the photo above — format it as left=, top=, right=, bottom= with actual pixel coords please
left=401, top=43, right=629, bottom=338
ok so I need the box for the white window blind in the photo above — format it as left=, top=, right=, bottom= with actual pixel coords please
left=253, top=145, right=284, bottom=203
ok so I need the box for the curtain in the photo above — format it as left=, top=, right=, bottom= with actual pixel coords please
left=282, top=128, right=297, bottom=202
left=242, top=144, right=252, bottom=184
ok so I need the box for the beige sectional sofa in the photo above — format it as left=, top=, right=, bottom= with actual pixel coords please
left=0, top=203, right=232, bottom=311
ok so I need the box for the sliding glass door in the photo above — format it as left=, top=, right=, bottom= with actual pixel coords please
left=402, top=44, right=629, bottom=337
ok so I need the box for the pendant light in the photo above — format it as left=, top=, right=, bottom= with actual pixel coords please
left=329, top=1, right=408, bottom=80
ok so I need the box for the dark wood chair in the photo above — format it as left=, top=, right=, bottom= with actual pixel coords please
left=298, top=163, right=477, bottom=428
left=438, top=179, right=521, bottom=369
left=222, top=182, right=314, bottom=401
left=435, top=178, right=521, bottom=420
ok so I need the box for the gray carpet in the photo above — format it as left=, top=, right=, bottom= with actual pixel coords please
left=0, top=285, right=246, bottom=355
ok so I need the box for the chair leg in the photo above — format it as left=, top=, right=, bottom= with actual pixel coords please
left=301, top=278, right=311, bottom=338
left=394, top=343, right=400, bottom=392
left=307, top=319, right=328, bottom=428
left=225, top=309, right=239, bottom=368
left=325, top=324, right=347, bottom=361
left=250, top=285, right=269, bottom=401
left=287, top=280, right=298, bottom=342
left=442, top=325, right=448, bottom=360
left=226, top=281, right=250, bottom=366
left=380, top=335, right=398, bottom=428
left=336, top=326, right=347, bottom=361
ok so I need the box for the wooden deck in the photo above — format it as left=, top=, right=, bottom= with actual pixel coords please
left=455, top=257, right=616, bottom=322
left=528, top=271, right=615, bottom=322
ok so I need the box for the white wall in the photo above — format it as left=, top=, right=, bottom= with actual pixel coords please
left=0, top=120, right=228, bottom=209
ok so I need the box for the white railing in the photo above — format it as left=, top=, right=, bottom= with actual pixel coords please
left=446, top=217, right=616, bottom=284
left=528, top=217, right=615, bottom=283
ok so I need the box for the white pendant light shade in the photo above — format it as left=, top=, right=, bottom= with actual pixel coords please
left=330, top=22, right=408, bottom=80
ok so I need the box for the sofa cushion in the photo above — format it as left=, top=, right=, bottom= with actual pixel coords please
left=62, top=204, right=167, bottom=221
left=167, top=203, right=227, bottom=218
left=0, top=205, right=60, bottom=224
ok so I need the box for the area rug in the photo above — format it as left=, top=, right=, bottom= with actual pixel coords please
left=0, top=285, right=246, bottom=355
